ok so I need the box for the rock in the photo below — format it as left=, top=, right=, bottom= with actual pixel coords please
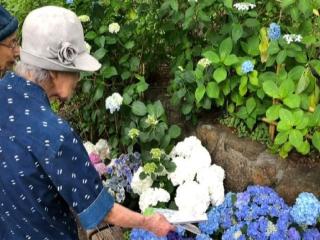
left=196, top=123, right=320, bottom=204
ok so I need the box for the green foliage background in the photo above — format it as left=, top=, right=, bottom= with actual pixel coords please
left=3, top=0, right=320, bottom=159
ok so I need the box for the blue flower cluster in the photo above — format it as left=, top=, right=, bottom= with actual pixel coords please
left=104, top=152, right=141, bottom=202
left=129, top=186, right=320, bottom=239
left=290, top=192, right=320, bottom=226
left=241, top=60, right=254, bottom=74
left=66, top=0, right=73, bottom=4
left=268, top=23, right=281, bottom=40
left=130, top=227, right=192, bottom=240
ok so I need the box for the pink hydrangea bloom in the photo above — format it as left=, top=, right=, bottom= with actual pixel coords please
left=94, top=163, right=107, bottom=176
left=89, top=153, right=101, bottom=164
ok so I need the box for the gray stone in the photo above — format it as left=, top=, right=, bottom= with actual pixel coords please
left=196, top=123, right=320, bottom=204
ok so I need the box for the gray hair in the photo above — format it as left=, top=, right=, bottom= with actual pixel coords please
left=15, top=62, right=51, bottom=84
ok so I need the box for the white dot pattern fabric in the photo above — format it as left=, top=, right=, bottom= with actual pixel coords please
left=0, top=72, right=114, bottom=239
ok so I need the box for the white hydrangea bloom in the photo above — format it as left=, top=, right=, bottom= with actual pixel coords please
left=175, top=181, right=210, bottom=215
left=95, top=139, right=110, bottom=160
left=197, top=165, right=225, bottom=206
left=105, top=92, right=123, bottom=114
left=78, top=15, right=90, bottom=23
left=108, top=22, right=120, bottom=34
left=283, top=34, right=303, bottom=44
left=168, top=136, right=211, bottom=186
left=168, top=156, right=197, bottom=186
left=83, top=141, right=98, bottom=155
left=139, top=188, right=170, bottom=211
left=131, top=167, right=153, bottom=195
left=233, top=2, right=256, bottom=11
left=197, top=58, right=211, bottom=68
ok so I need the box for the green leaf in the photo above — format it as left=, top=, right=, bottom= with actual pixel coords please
left=122, top=93, right=132, bottom=105
left=295, top=68, right=312, bottom=94
left=274, top=131, right=289, bottom=145
left=289, top=129, right=304, bottom=148
left=223, top=0, right=233, bottom=8
left=206, top=82, right=220, bottom=99
left=202, top=51, right=220, bottom=64
left=295, top=52, right=307, bottom=64
left=288, top=66, right=304, bottom=81
left=296, top=140, right=310, bottom=155
left=239, top=76, right=248, bottom=96
left=268, top=41, right=280, bottom=55
left=168, top=125, right=181, bottom=139
left=246, top=97, right=256, bottom=114
left=266, top=104, right=281, bottom=121
left=310, top=60, right=320, bottom=76
left=279, top=142, right=292, bottom=158
left=213, top=67, right=227, bottom=83
left=94, top=48, right=107, bottom=60
left=136, top=81, right=149, bottom=94
left=224, top=54, right=238, bottom=66
left=195, top=85, right=206, bottom=103
left=279, top=108, right=294, bottom=126
left=279, top=79, right=295, bottom=99
left=281, top=0, right=295, bottom=8
left=296, top=116, right=309, bottom=130
left=82, top=81, right=92, bottom=93
left=232, top=24, right=243, bottom=42
left=292, top=109, right=304, bottom=126
left=276, top=50, right=287, bottom=64
left=102, top=66, right=117, bottom=78
left=283, top=94, right=301, bottom=109
left=152, top=100, right=165, bottom=118
left=93, top=86, right=104, bottom=101
left=85, top=31, right=97, bottom=40
left=244, top=18, right=260, bottom=28
left=125, top=41, right=135, bottom=49
left=263, top=81, right=279, bottom=98
left=312, top=132, right=320, bottom=151
left=181, top=104, right=193, bottom=115
left=132, top=101, right=147, bottom=116
left=219, top=38, right=233, bottom=60
left=249, top=71, right=259, bottom=86
left=130, top=57, right=140, bottom=71
left=169, top=0, right=178, bottom=11
left=313, top=105, right=320, bottom=125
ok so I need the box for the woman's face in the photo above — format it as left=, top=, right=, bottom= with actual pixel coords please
left=0, top=32, right=20, bottom=72
left=50, top=71, right=80, bottom=101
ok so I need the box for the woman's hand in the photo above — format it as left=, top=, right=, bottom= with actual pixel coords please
left=143, top=213, right=175, bottom=237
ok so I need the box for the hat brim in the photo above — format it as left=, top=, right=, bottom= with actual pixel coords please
left=20, top=49, right=101, bottom=72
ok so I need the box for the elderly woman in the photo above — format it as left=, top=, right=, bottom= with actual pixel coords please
left=0, top=5, right=20, bottom=77
left=0, top=6, right=173, bottom=239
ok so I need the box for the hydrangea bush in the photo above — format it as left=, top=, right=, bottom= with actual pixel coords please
left=131, top=186, right=320, bottom=240
left=131, top=136, right=225, bottom=215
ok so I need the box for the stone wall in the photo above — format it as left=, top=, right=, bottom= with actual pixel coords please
left=196, top=124, right=320, bottom=204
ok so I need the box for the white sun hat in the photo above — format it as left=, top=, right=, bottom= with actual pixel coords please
left=20, top=6, right=101, bottom=72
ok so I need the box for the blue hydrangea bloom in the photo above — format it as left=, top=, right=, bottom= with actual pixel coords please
left=290, top=192, right=320, bottom=226
left=287, top=227, right=301, bottom=240
left=302, top=228, right=320, bottom=240
left=66, top=0, right=73, bottom=4
left=199, top=206, right=220, bottom=234
left=104, top=153, right=141, bottom=202
left=241, top=60, right=254, bottom=74
left=195, top=233, right=211, bottom=240
left=222, top=223, right=246, bottom=240
left=268, top=23, right=281, bottom=40
left=130, top=228, right=167, bottom=240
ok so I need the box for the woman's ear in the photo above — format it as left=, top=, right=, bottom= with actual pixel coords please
left=49, top=71, right=58, bottom=82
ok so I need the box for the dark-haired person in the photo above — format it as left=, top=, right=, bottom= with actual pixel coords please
left=0, top=5, right=19, bottom=78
